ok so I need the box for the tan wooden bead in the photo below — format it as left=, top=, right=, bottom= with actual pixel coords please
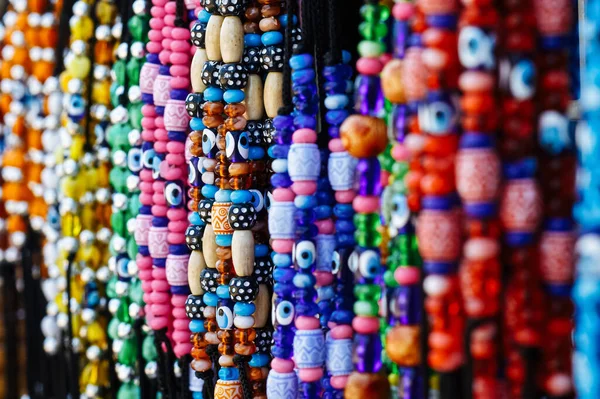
left=191, top=49, right=208, bottom=93
left=253, top=284, right=270, bottom=328
left=264, top=71, right=284, bottom=118
left=202, top=224, right=218, bottom=268
left=206, top=15, right=224, bottom=61
left=243, top=74, right=264, bottom=120
left=187, top=250, right=206, bottom=296
left=220, top=16, right=244, bottom=63
left=231, top=230, right=255, bottom=276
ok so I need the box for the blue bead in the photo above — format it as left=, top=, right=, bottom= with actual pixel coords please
left=318, top=286, right=335, bottom=300
left=218, top=367, right=239, bottom=381
left=192, top=392, right=203, bottom=399
left=314, top=205, right=332, bottom=220
left=255, top=244, right=269, bottom=257
left=189, top=212, right=204, bottom=226
left=295, top=195, right=317, bottom=209
left=261, top=31, right=283, bottom=45
left=280, top=14, right=298, bottom=28
left=248, top=146, right=265, bottom=160
left=334, top=203, right=354, bottom=219
left=223, top=89, right=245, bottom=104
left=336, top=234, right=355, bottom=248
left=203, top=292, right=218, bottom=307
left=326, top=110, right=350, bottom=126
left=201, top=184, right=218, bottom=199
left=294, top=272, right=316, bottom=286
left=249, top=353, right=270, bottom=367
left=273, top=266, right=295, bottom=282
left=198, top=9, right=211, bottom=23
left=216, top=285, right=230, bottom=299
left=292, top=69, right=316, bottom=85
left=233, top=302, right=256, bottom=316
left=244, top=33, right=261, bottom=47
left=293, top=114, right=317, bottom=129
left=324, top=94, right=349, bottom=110
left=269, top=144, right=290, bottom=159
left=215, top=189, right=232, bottom=202
left=190, top=117, right=205, bottom=131
left=231, top=190, right=252, bottom=204
left=204, top=87, right=224, bottom=101
left=215, top=234, right=232, bottom=246
left=290, top=54, right=314, bottom=70
left=189, top=320, right=206, bottom=333
left=271, top=172, right=292, bottom=188
left=273, top=253, right=292, bottom=267
left=342, top=50, right=351, bottom=64
left=335, top=219, right=355, bottom=234
left=274, top=282, right=295, bottom=296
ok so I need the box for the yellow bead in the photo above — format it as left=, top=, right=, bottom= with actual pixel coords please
left=95, top=1, right=116, bottom=25
left=66, top=55, right=91, bottom=79
left=61, top=176, right=79, bottom=199
left=59, top=72, right=73, bottom=92
left=86, top=321, right=107, bottom=345
left=70, top=16, right=94, bottom=41
left=92, top=80, right=111, bottom=105
left=388, top=373, right=399, bottom=387
left=70, top=135, right=85, bottom=161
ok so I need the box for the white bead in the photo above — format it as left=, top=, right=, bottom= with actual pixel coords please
left=233, top=315, right=254, bottom=329
left=423, top=275, right=451, bottom=297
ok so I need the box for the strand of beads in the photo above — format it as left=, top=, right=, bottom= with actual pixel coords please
left=497, top=1, right=544, bottom=397
left=574, top=2, right=600, bottom=397
left=414, top=1, right=466, bottom=393
left=532, top=0, right=576, bottom=396
left=455, top=2, right=502, bottom=398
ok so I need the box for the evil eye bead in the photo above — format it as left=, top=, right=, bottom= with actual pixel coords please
left=202, top=128, right=218, bottom=158
left=259, top=45, right=284, bottom=72
left=185, top=93, right=203, bottom=118
left=127, top=148, right=143, bottom=173
left=249, top=189, right=264, bottom=212
left=275, top=300, right=295, bottom=326
left=185, top=295, right=206, bottom=320
left=218, top=63, right=249, bottom=90
left=229, top=277, right=259, bottom=303
left=508, top=59, right=535, bottom=100
left=190, top=22, right=205, bottom=48
left=418, top=98, right=457, bottom=135
left=539, top=110, right=570, bottom=155
left=200, top=268, right=218, bottom=293
left=243, top=47, right=261, bottom=74
left=331, top=251, right=341, bottom=274
left=198, top=199, right=214, bottom=223
left=201, top=61, right=222, bottom=87
left=188, top=159, right=198, bottom=186
left=295, top=241, right=316, bottom=269
left=225, top=130, right=250, bottom=161
left=391, top=194, right=410, bottom=230
left=228, top=203, right=257, bottom=230
left=185, top=225, right=205, bottom=251
left=142, top=148, right=155, bottom=169
left=67, top=94, right=86, bottom=120
left=165, top=182, right=185, bottom=207
left=217, top=0, right=245, bottom=16
left=359, top=250, right=381, bottom=279
left=458, top=26, right=495, bottom=70
left=216, top=306, right=234, bottom=329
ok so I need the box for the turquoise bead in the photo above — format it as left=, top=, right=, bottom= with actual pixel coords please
left=223, top=89, right=245, bottom=104
left=204, top=87, right=224, bottom=101
left=248, top=146, right=265, bottom=160
left=294, top=195, right=317, bottom=209
left=189, top=211, right=204, bottom=225
left=231, top=190, right=252, bottom=204
left=199, top=9, right=211, bottom=22
left=215, top=189, right=232, bottom=202
left=189, top=319, right=206, bottom=333
left=215, top=234, right=232, bottom=246
left=203, top=292, right=218, bottom=307
left=244, top=33, right=261, bottom=47
left=249, top=353, right=270, bottom=367
left=261, top=31, right=283, bottom=45
left=190, top=117, right=205, bottom=131
left=273, top=253, right=292, bottom=267
left=202, top=184, right=218, bottom=198
left=290, top=54, right=314, bottom=70
left=218, top=367, right=239, bottom=381
left=233, top=302, right=255, bottom=316
left=216, top=285, right=230, bottom=299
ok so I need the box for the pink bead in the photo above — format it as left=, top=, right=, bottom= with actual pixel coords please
left=173, top=307, right=187, bottom=319
left=150, top=317, right=169, bottom=330
left=295, top=317, right=320, bottom=330
left=459, top=71, right=495, bottom=93
left=152, top=267, right=168, bottom=281
left=147, top=42, right=162, bottom=54
left=170, top=65, right=190, bottom=77
left=422, top=48, right=449, bottom=72
left=392, top=143, right=410, bottom=162
left=168, top=221, right=188, bottom=233
left=140, top=169, right=153, bottom=180
left=154, top=127, right=168, bottom=141
left=353, top=195, right=380, bottom=213
left=164, top=15, right=175, bottom=27
left=161, top=164, right=183, bottom=180
left=356, top=57, right=383, bottom=75
left=170, top=52, right=190, bottom=66
left=393, top=1, right=414, bottom=20
left=171, top=27, right=190, bottom=40
left=380, top=53, right=392, bottom=66
left=314, top=271, right=334, bottom=287
left=152, top=204, right=168, bottom=216
left=315, top=219, right=334, bottom=234
left=292, top=128, right=317, bottom=143
left=174, top=343, right=193, bottom=358
left=352, top=316, right=379, bottom=334
left=159, top=50, right=172, bottom=65
left=271, top=358, right=295, bottom=373
left=154, top=141, right=168, bottom=153
left=151, top=6, right=166, bottom=18
left=172, top=330, right=190, bottom=344
left=167, top=208, right=187, bottom=220
left=328, top=138, right=345, bottom=152
left=171, top=76, right=191, bottom=89
left=150, top=18, right=165, bottom=30
left=151, top=292, right=170, bottom=303
left=394, top=266, right=420, bottom=285
left=140, top=192, right=153, bottom=205
left=168, top=233, right=186, bottom=245
left=330, top=376, right=349, bottom=390
left=380, top=170, right=391, bottom=187
left=299, top=368, right=324, bottom=382
left=335, top=190, right=355, bottom=204
left=273, top=188, right=295, bottom=201
left=166, top=141, right=185, bottom=154
left=142, top=104, right=157, bottom=117
left=164, top=1, right=176, bottom=12
left=148, top=30, right=163, bottom=43
left=166, top=153, right=185, bottom=166
left=137, top=255, right=153, bottom=269
left=292, top=181, right=317, bottom=196
left=152, top=304, right=171, bottom=316
left=330, top=325, right=353, bottom=340
left=171, top=40, right=192, bottom=53
left=272, top=239, right=294, bottom=254
left=171, top=294, right=187, bottom=307
left=464, top=238, right=499, bottom=261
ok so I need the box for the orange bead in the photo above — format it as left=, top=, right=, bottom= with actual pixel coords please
left=420, top=172, right=454, bottom=195
left=424, top=134, right=458, bottom=156
left=340, top=115, right=387, bottom=158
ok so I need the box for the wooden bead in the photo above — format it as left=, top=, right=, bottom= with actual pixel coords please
left=202, top=224, right=218, bottom=268
left=220, top=16, right=244, bottom=63
left=344, top=372, right=391, bottom=399
left=206, top=15, right=224, bottom=61
left=191, top=49, right=208, bottom=93
left=264, top=71, right=284, bottom=118
left=381, top=59, right=406, bottom=104
left=231, top=230, right=255, bottom=276
left=188, top=250, right=207, bottom=295
left=253, top=284, right=270, bottom=328
left=244, top=74, right=265, bottom=120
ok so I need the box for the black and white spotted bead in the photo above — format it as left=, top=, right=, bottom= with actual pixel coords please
left=243, top=47, right=261, bottom=74
left=201, top=0, right=219, bottom=13
left=218, top=63, right=248, bottom=90
left=185, top=93, right=203, bottom=118
left=185, top=295, right=206, bottom=320
left=259, top=45, right=284, bottom=72
left=228, top=203, right=257, bottom=230
left=255, top=328, right=272, bottom=353
left=262, top=118, right=275, bottom=145
left=292, top=28, right=303, bottom=52
left=245, top=121, right=263, bottom=145
left=190, top=22, right=206, bottom=48
left=217, top=0, right=246, bottom=16
left=198, top=199, right=214, bottom=224
left=253, top=257, right=273, bottom=284
left=185, top=225, right=205, bottom=251
left=200, top=268, right=219, bottom=293
left=229, top=277, right=258, bottom=303
left=201, top=61, right=222, bottom=87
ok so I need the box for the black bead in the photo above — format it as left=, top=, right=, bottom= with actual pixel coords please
left=229, top=276, right=259, bottom=303
left=243, top=47, right=261, bottom=74
left=185, top=224, right=205, bottom=251
left=253, top=256, right=273, bottom=284
left=190, top=22, right=206, bottom=48
left=217, top=0, right=246, bottom=16
left=201, top=61, right=222, bottom=87
left=254, top=328, right=273, bottom=353
left=218, top=63, right=248, bottom=90
left=246, top=120, right=264, bottom=146
left=198, top=199, right=214, bottom=224
left=292, top=28, right=303, bottom=52
left=262, top=118, right=275, bottom=145
left=185, top=295, right=206, bottom=319
left=185, top=93, right=203, bottom=118
left=200, top=268, right=219, bottom=293
left=228, top=203, right=257, bottom=230
left=260, top=45, right=284, bottom=72
left=201, top=0, right=219, bottom=13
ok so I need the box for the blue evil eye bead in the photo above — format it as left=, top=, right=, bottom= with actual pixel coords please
left=202, top=128, right=218, bottom=158
left=116, top=257, right=130, bottom=278
left=198, top=199, right=214, bottom=223
left=260, top=45, right=285, bottom=72
left=200, top=268, right=219, bottom=293
left=418, top=95, right=458, bottom=135
left=229, top=277, right=259, bottom=303
left=275, top=300, right=295, bottom=326
left=294, top=241, right=316, bottom=269
left=539, top=110, right=571, bottom=155
left=225, top=130, right=250, bottom=161
left=186, top=93, right=203, bottom=117
left=142, top=148, right=156, bottom=169
left=504, top=58, right=536, bottom=100
left=352, top=249, right=381, bottom=278
left=152, top=154, right=161, bottom=180
left=248, top=189, right=265, bottom=212
left=458, top=26, right=495, bottom=70
left=243, top=47, right=261, bottom=74
left=190, top=22, right=206, bottom=47
left=216, top=306, right=234, bottom=329
left=67, top=94, right=86, bottom=120
left=253, top=257, right=273, bottom=284
left=165, top=181, right=185, bottom=207
left=185, top=225, right=204, bottom=251
left=218, top=63, right=249, bottom=90
left=127, top=147, right=143, bottom=173
left=391, top=193, right=410, bottom=230
left=228, top=203, right=257, bottom=230
left=189, top=157, right=201, bottom=187
left=185, top=295, right=206, bottom=320
left=217, top=0, right=245, bottom=16
left=201, top=60, right=222, bottom=87
left=47, top=206, right=60, bottom=230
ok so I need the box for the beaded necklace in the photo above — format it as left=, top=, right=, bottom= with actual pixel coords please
left=341, top=1, right=390, bottom=397
left=533, top=0, right=575, bottom=396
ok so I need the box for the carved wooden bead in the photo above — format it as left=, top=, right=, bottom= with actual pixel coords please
left=253, top=285, right=270, bottom=328
left=232, top=230, right=255, bottom=276
left=220, top=16, right=245, bottom=63
left=191, top=49, right=208, bottom=93
left=201, top=60, right=222, bottom=87
left=202, top=224, right=218, bottom=268
left=218, top=63, right=249, bottom=90
left=188, top=250, right=206, bottom=295
left=264, top=71, right=283, bottom=118
left=244, top=74, right=264, bottom=121
left=205, top=15, right=224, bottom=61
left=229, top=276, right=259, bottom=303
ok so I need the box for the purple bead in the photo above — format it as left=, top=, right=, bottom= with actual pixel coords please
left=398, top=367, right=422, bottom=399
left=271, top=172, right=292, bottom=188
left=390, top=104, right=408, bottom=143
left=354, top=75, right=386, bottom=118
left=357, top=158, right=382, bottom=196
left=395, top=285, right=421, bottom=325
left=393, top=20, right=410, bottom=59
left=353, top=333, right=383, bottom=373
left=328, top=126, right=340, bottom=139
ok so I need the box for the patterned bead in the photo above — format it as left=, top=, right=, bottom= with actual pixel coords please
left=185, top=93, right=204, bottom=118
left=186, top=295, right=207, bottom=319
left=185, top=224, right=205, bottom=251
left=190, top=22, right=206, bottom=48
left=212, top=202, right=233, bottom=235
left=228, top=203, right=257, bottom=230
left=200, top=268, right=219, bottom=293
left=217, top=0, right=246, bottom=16
left=229, top=276, right=259, bottom=303
left=328, top=151, right=356, bottom=191
left=253, top=257, right=273, bottom=284
left=288, top=143, right=321, bottom=182
left=201, top=61, right=222, bottom=87
left=293, top=329, right=326, bottom=368
left=262, top=118, right=275, bottom=145
left=255, top=328, right=272, bottom=353
left=218, top=63, right=249, bottom=90
left=268, top=201, right=295, bottom=239
left=266, top=371, right=297, bottom=399
left=198, top=199, right=214, bottom=223
left=326, top=337, right=353, bottom=376
left=260, top=45, right=284, bottom=72
left=246, top=120, right=265, bottom=145
left=225, top=130, right=250, bottom=162
left=201, top=0, right=219, bottom=13
left=243, top=47, right=261, bottom=74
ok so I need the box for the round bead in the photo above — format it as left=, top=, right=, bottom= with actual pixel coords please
left=228, top=203, right=257, bottom=230
left=218, top=63, right=248, bottom=90
left=229, top=277, right=259, bottom=303
left=185, top=225, right=205, bottom=251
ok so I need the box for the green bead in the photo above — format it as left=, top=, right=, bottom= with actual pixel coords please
left=354, top=213, right=380, bottom=231
left=111, top=212, right=125, bottom=235
left=384, top=270, right=398, bottom=287
left=107, top=316, right=120, bottom=340
left=354, top=300, right=379, bottom=317
left=129, top=103, right=144, bottom=130
left=358, top=40, right=385, bottom=58
left=106, top=277, right=117, bottom=298
left=129, top=194, right=141, bottom=215
left=117, top=298, right=132, bottom=322
left=143, top=335, right=158, bottom=360
left=117, top=382, right=140, bottom=399
left=392, top=161, right=409, bottom=177
left=107, top=123, right=131, bottom=149
left=355, top=230, right=382, bottom=247
left=127, top=237, right=138, bottom=260
left=127, top=57, right=144, bottom=85
left=354, top=283, right=381, bottom=300
left=114, top=60, right=127, bottom=86
left=118, top=337, right=138, bottom=365
left=128, top=16, right=150, bottom=42
left=109, top=167, right=127, bottom=193
left=129, top=278, right=144, bottom=305
left=378, top=144, right=394, bottom=172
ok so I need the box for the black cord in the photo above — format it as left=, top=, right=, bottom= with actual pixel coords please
left=53, top=0, right=76, bottom=75
left=175, top=0, right=186, bottom=27
left=324, top=0, right=341, bottom=65
left=1, top=260, right=18, bottom=399
left=154, top=329, right=170, bottom=399
left=233, top=355, right=253, bottom=399
left=135, top=319, right=150, bottom=399
left=278, top=0, right=296, bottom=115
left=180, top=355, right=193, bottom=399
left=119, top=0, right=134, bottom=108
